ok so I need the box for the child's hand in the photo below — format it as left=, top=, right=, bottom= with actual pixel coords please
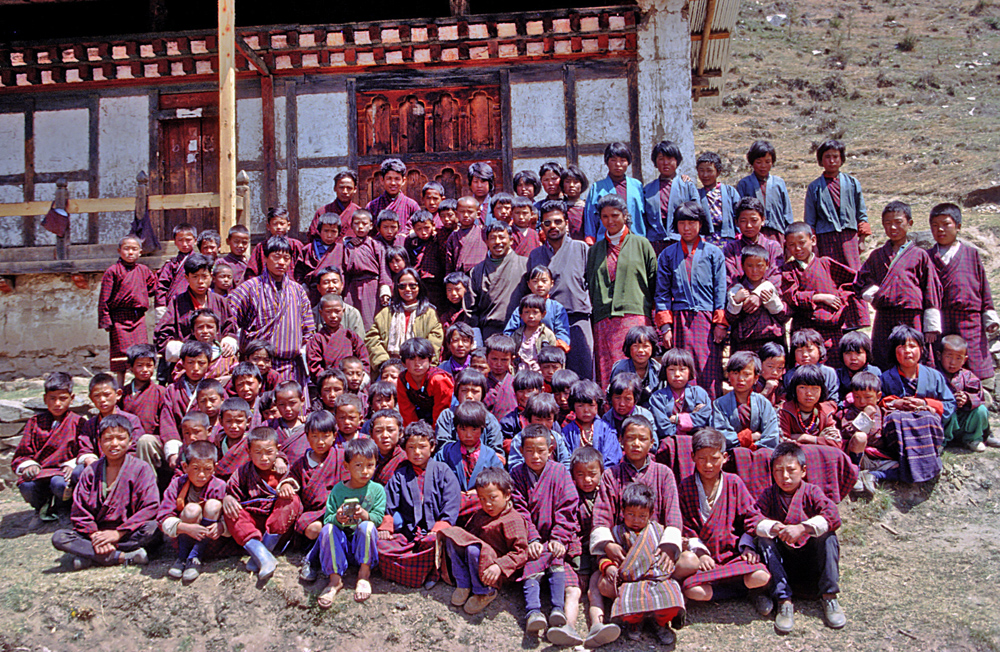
left=813, top=293, right=842, bottom=310
left=604, top=564, right=619, bottom=584
left=777, top=523, right=808, bottom=546
left=205, top=521, right=221, bottom=540
left=356, top=507, right=370, bottom=523
left=604, top=542, right=626, bottom=565
left=863, top=405, right=878, bottom=417
left=481, top=563, right=502, bottom=587
left=740, top=548, right=760, bottom=564
left=527, top=541, right=544, bottom=560
left=733, top=288, right=750, bottom=303
left=178, top=522, right=210, bottom=541
left=660, top=329, right=673, bottom=349
left=61, top=466, right=74, bottom=483
left=273, top=458, right=288, bottom=475
left=277, top=483, right=296, bottom=499
left=90, top=529, right=121, bottom=555
left=819, top=426, right=842, bottom=444
left=548, top=541, right=566, bottom=559
left=759, top=287, right=774, bottom=303
left=20, top=464, right=40, bottom=481
left=694, top=403, right=706, bottom=411
left=80, top=454, right=99, bottom=467
left=655, top=550, right=675, bottom=575
left=712, top=324, right=728, bottom=344
left=742, top=294, right=761, bottom=314
left=955, top=391, right=969, bottom=408
left=669, top=414, right=678, bottom=424
left=752, top=431, right=762, bottom=441
left=166, top=454, right=178, bottom=469
left=378, top=529, right=393, bottom=541
left=222, top=495, right=243, bottom=519
left=697, top=554, right=716, bottom=571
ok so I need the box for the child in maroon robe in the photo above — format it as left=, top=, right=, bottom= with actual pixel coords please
left=445, top=197, right=489, bottom=275
left=511, top=425, right=582, bottom=644
left=371, top=409, right=407, bottom=486
left=74, top=373, right=143, bottom=469
left=51, top=415, right=160, bottom=569
left=150, top=341, right=211, bottom=474
left=677, top=428, right=770, bottom=612
left=305, top=294, right=369, bottom=383
left=246, top=207, right=305, bottom=280
left=754, top=441, right=845, bottom=633
left=298, top=211, right=344, bottom=282
left=222, top=426, right=302, bottom=585
left=99, top=235, right=157, bottom=382
left=221, top=224, right=251, bottom=287
left=156, top=223, right=196, bottom=311
left=309, top=170, right=361, bottom=240
left=158, top=440, right=231, bottom=582
left=13, top=372, right=82, bottom=527
left=343, top=209, right=393, bottom=327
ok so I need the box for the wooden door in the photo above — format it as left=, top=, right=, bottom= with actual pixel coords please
left=355, top=84, right=504, bottom=206
left=158, top=115, right=220, bottom=235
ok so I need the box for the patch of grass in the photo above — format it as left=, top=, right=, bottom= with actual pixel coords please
left=986, top=16, right=1000, bottom=30
left=0, top=585, right=32, bottom=613
left=840, top=488, right=894, bottom=545
left=896, top=31, right=919, bottom=51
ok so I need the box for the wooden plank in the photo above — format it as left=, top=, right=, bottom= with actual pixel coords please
left=0, top=253, right=176, bottom=276
left=218, top=0, right=238, bottom=236
left=500, top=68, right=513, bottom=194
left=23, top=100, right=34, bottom=247
left=159, top=91, right=218, bottom=110
left=68, top=197, right=135, bottom=213
left=563, top=64, right=578, bottom=166
left=347, top=78, right=358, bottom=176
left=149, top=192, right=219, bottom=210
left=627, top=60, right=641, bottom=181
left=690, top=31, right=730, bottom=41
left=0, top=201, right=50, bottom=218
left=87, top=95, right=100, bottom=244
left=285, top=80, right=299, bottom=235
left=260, top=74, right=277, bottom=210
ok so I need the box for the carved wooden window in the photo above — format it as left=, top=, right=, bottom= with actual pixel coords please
left=356, top=84, right=503, bottom=205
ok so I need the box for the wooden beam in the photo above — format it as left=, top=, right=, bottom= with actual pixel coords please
left=697, top=0, right=718, bottom=78
left=236, top=37, right=270, bottom=77
left=690, top=31, right=729, bottom=41
left=218, top=0, right=237, bottom=235
left=261, top=75, right=278, bottom=210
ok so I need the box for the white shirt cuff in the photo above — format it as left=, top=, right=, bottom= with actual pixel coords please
left=923, top=308, right=942, bottom=334
left=757, top=518, right=781, bottom=538
left=861, top=285, right=879, bottom=303
left=659, top=525, right=682, bottom=558
left=16, top=460, right=39, bottom=475
left=590, top=526, right=613, bottom=555
left=687, top=536, right=710, bottom=557
left=985, top=310, right=1000, bottom=334
left=164, top=440, right=183, bottom=459
left=803, top=515, right=830, bottom=537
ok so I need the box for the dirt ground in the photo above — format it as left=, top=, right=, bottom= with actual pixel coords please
left=3, top=0, right=1000, bottom=650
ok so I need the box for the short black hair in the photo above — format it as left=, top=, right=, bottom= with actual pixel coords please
left=189, top=307, right=219, bottom=331
left=305, top=409, right=336, bottom=434
left=595, top=194, right=630, bottom=224
left=179, top=340, right=212, bottom=362
left=746, top=140, right=777, bottom=165
left=539, top=161, right=565, bottom=180
left=263, top=235, right=293, bottom=257
left=524, top=392, right=559, bottom=420
left=538, top=200, right=568, bottom=220
left=195, top=378, right=225, bottom=398
left=604, top=142, right=632, bottom=164
left=89, top=372, right=119, bottom=393
left=445, top=322, right=475, bottom=347
left=850, top=371, right=882, bottom=394
left=334, top=392, right=363, bottom=414
left=98, top=413, right=133, bottom=438
left=519, top=293, right=547, bottom=314
left=184, top=440, right=218, bottom=464
left=248, top=426, right=280, bottom=445
left=513, top=170, right=541, bottom=196
left=790, top=328, right=827, bottom=361
left=490, top=192, right=514, bottom=213
left=317, top=367, right=347, bottom=393
left=400, top=337, right=435, bottom=362
left=172, top=222, right=197, bottom=237
left=376, top=209, right=401, bottom=228
left=380, top=158, right=406, bottom=176
left=941, top=334, right=969, bottom=353
left=622, top=325, right=659, bottom=358
left=181, top=410, right=211, bottom=432
left=741, top=244, right=769, bottom=266
left=367, top=380, right=397, bottom=403
left=929, top=202, right=962, bottom=226
left=474, top=466, right=512, bottom=494
left=882, top=200, right=912, bottom=221
left=785, top=222, right=815, bottom=238
left=454, top=368, right=488, bottom=397
left=560, top=164, right=589, bottom=193
left=512, top=369, right=545, bottom=392
left=401, top=420, right=437, bottom=453
left=735, top=196, right=766, bottom=220
left=520, top=423, right=554, bottom=448
left=672, top=200, right=710, bottom=235
left=230, top=362, right=263, bottom=385
left=443, top=271, right=471, bottom=290
left=438, top=198, right=458, bottom=213
left=44, top=371, right=73, bottom=394
left=621, top=481, right=655, bottom=511
left=242, top=339, right=275, bottom=361
left=839, top=331, right=873, bottom=359
left=126, top=343, right=157, bottom=367
left=266, top=206, right=290, bottom=224
left=228, top=224, right=250, bottom=238
left=274, top=379, right=304, bottom=399
left=485, top=333, right=516, bottom=356
left=537, top=345, right=566, bottom=367
left=467, top=162, right=496, bottom=191
left=758, top=341, right=786, bottom=363
left=568, top=380, right=604, bottom=408
left=787, top=365, right=829, bottom=402
left=651, top=140, right=683, bottom=165
left=888, top=325, right=924, bottom=357
left=317, top=212, right=342, bottom=229
left=220, top=397, right=251, bottom=418
left=454, top=400, right=488, bottom=429
left=334, top=170, right=359, bottom=186
left=771, top=441, right=806, bottom=470
left=621, top=414, right=654, bottom=439
left=196, top=229, right=221, bottom=249
left=258, top=391, right=275, bottom=414
left=659, top=348, right=697, bottom=383
left=570, top=445, right=603, bottom=474
left=421, top=180, right=445, bottom=197
left=551, top=369, right=580, bottom=394
left=344, top=437, right=379, bottom=463
left=815, top=139, right=846, bottom=165
left=371, top=408, right=403, bottom=430
left=183, top=253, right=214, bottom=275
left=410, top=209, right=435, bottom=226
left=607, top=372, right=642, bottom=401
left=696, top=151, right=723, bottom=173
left=726, top=350, right=761, bottom=375
left=691, top=427, right=726, bottom=453
left=483, top=221, right=513, bottom=237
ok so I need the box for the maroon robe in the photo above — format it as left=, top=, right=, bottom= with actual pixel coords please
left=591, top=459, right=683, bottom=551
left=375, top=446, right=408, bottom=486
left=343, top=236, right=392, bottom=327
left=75, top=410, right=144, bottom=459
left=678, top=472, right=766, bottom=589
left=245, top=237, right=306, bottom=281
left=366, top=192, right=420, bottom=234
left=159, top=378, right=196, bottom=445
left=156, top=474, right=228, bottom=524
left=512, top=227, right=542, bottom=258
left=857, top=242, right=943, bottom=370
left=298, top=239, right=345, bottom=287
left=12, top=411, right=83, bottom=482
left=99, top=259, right=158, bottom=372
left=156, top=253, right=188, bottom=308
left=220, top=252, right=249, bottom=287
left=780, top=255, right=867, bottom=355
left=309, top=199, right=360, bottom=240
left=444, top=224, right=488, bottom=275
left=439, top=503, right=531, bottom=584
left=154, top=289, right=235, bottom=354
left=755, top=481, right=842, bottom=535
left=727, top=275, right=789, bottom=353
left=70, top=455, right=159, bottom=537
left=510, top=460, right=581, bottom=580
left=722, top=235, right=784, bottom=286
left=305, top=325, right=370, bottom=381
left=120, top=381, right=166, bottom=438
left=932, top=242, right=997, bottom=380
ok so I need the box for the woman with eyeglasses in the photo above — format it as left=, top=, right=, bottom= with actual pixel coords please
left=364, top=267, right=444, bottom=370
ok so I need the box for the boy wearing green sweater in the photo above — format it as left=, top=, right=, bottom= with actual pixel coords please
left=316, top=437, right=386, bottom=608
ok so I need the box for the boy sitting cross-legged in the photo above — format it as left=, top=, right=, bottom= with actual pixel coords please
left=377, top=421, right=461, bottom=589
left=316, top=437, right=386, bottom=607
left=51, top=415, right=160, bottom=569
left=676, top=428, right=771, bottom=613
left=755, top=442, right=845, bottom=634
left=222, top=427, right=302, bottom=586
left=158, top=441, right=229, bottom=583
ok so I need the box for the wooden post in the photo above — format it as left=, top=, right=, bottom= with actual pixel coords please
left=261, top=75, right=278, bottom=210
left=695, top=0, right=717, bottom=101
left=236, top=170, right=250, bottom=228
left=218, top=0, right=237, bottom=235
left=135, top=170, right=149, bottom=251
left=54, top=177, right=69, bottom=260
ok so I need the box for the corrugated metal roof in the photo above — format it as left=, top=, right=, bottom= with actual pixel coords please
left=689, top=0, right=739, bottom=101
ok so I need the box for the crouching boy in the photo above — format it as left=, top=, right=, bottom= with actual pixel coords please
left=158, top=441, right=229, bottom=583
left=51, top=415, right=160, bottom=569
left=754, top=442, right=845, bottom=633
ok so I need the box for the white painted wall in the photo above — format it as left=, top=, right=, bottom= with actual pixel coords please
left=297, top=92, right=348, bottom=158
left=98, top=95, right=149, bottom=243
left=575, top=78, right=631, bottom=147
left=34, top=109, right=89, bottom=174
left=298, top=166, right=350, bottom=230
left=510, top=81, right=565, bottom=149
left=34, top=180, right=90, bottom=245
left=0, top=113, right=24, bottom=176
left=0, top=183, right=23, bottom=247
